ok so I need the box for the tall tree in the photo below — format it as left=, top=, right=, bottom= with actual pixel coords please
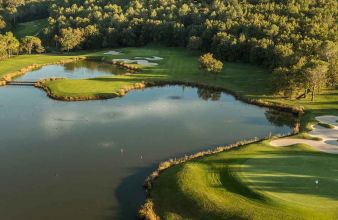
left=304, top=60, right=329, bottom=101
left=58, top=28, right=84, bottom=52
left=20, top=36, right=44, bottom=54
left=2, top=32, right=19, bottom=57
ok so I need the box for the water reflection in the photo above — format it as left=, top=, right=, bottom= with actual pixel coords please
left=197, top=88, right=222, bottom=101
left=265, top=109, right=299, bottom=130
left=63, top=60, right=126, bottom=75
left=0, top=62, right=296, bottom=220
left=17, top=60, right=126, bottom=81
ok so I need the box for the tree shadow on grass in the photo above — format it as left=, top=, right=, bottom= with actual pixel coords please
left=87, top=74, right=167, bottom=83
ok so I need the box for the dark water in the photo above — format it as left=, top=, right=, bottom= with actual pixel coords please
left=0, top=62, right=295, bottom=220
left=17, top=60, right=125, bottom=81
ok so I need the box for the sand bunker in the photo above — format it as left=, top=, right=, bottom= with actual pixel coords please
left=104, top=51, right=122, bottom=55
left=270, top=115, right=338, bottom=154
left=112, top=56, right=163, bottom=66
left=134, top=56, right=163, bottom=61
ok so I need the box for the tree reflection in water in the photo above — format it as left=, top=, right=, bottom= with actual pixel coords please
left=197, top=88, right=221, bottom=101
left=63, top=60, right=126, bottom=75
left=265, top=109, right=300, bottom=132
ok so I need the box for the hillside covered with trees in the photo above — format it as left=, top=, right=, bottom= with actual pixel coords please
left=1, top=0, right=337, bottom=99
left=46, top=0, right=338, bottom=99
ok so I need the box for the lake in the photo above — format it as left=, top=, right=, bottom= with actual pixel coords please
left=0, top=61, right=295, bottom=220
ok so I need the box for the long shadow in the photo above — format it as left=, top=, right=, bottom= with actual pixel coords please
left=87, top=75, right=166, bottom=82
left=150, top=164, right=248, bottom=220
left=203, top=150, right=338, bottom=202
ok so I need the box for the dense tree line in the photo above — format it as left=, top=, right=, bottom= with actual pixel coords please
left=0, top=0, right=336, bottom=100
left=0, top=32, right=44, bottom=58
left=0, top=1, right=47, bottom=59
left=0, top=0, right=50, bottom=32
left=44, top=0, right=337, bottom=99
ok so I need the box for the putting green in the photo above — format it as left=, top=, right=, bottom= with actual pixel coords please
left=240, top=152, right=338, bottom=209
left=152, top=143, right=338, bottom=219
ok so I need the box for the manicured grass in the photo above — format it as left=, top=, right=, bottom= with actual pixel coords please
left=1, top=46, right=337, bottom=219
left=264, top=89, right=338, bottom=130
left=0, top=54, right=80, bottom=79
left=44, top=46, right=337, bottom=123
left=13, top=19, right=48, bottom=39
left=43, top=46, right=274, bottom=100
left=152, top=142, right=338, bottom=219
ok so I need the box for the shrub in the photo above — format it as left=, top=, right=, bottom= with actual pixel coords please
left=138, top=199, right=160, bottom=220
left=199, top=53, right=223, bottom=73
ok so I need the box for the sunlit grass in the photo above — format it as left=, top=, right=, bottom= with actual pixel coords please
left=152, top=142, right=338, bottom=219
left=0, top=54, right=76, bottom=78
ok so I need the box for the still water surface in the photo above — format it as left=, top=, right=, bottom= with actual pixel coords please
left=0, top=62, right=295, bottom=220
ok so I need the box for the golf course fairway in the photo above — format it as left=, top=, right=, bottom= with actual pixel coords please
left=151, top=142, right=338, bottom=220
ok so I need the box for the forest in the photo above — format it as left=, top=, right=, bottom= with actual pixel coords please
left=0, top=0, right=337, bottom=99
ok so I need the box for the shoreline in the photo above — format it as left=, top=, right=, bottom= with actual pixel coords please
left=1, top=55, right=304, bottom=117
left=138, top=133, right=296, bottom=220
left=1, top=56, right=314, bottom=220
left=36, top=79, right=304, bottom=117
left=0, top=56, right=85, bottom=86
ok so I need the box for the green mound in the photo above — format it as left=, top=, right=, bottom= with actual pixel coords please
left=151, top=142, right=338, bottom=219
left=13, top=19, right=48, bottom=39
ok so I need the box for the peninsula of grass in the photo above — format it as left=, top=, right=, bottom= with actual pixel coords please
left=0, top=54, right=83, bottom=82
left=40, top=46, right=337, bottom=120
left=42, top=47, right=273, bottom=100
left=2, top=46, right=336, bottom=131
left=150, top=142, right=338, bottom=220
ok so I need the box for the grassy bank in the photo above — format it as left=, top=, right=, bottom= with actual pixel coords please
left=1, top=46, right=337, bottom=219
left=13, top=19, right=48, bottom=39
left=0, top=37, right=336, bottom=121
left=42, top=46, right=337, bottom=123
left=42, top=47, right=273, bottom=100
left=151, top=141, right=338, bottom=220
left=0, top=54, right=82, bottom=81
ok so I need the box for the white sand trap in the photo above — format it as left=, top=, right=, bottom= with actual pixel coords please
left=270, top=115, right=338, bottom=154
left=134, top=56, right=163, bottom=61
left=112, top=58, right=159, bottom=66
left=104, top=50, right=122, bottom=55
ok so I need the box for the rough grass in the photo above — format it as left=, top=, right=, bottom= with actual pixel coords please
left=13, top=18, right=48, bottom=39
left=152, top=142, right=338, bottom=220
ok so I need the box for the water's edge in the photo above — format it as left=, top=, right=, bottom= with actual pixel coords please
left=138, top=132, right=296, bottom=219
left=1, top=59, right=303, bottom=219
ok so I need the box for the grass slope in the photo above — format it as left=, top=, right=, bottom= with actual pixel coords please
left=13, top=18, right=48, bottom=39
left=152, top=142, right=338, bottom=220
